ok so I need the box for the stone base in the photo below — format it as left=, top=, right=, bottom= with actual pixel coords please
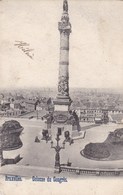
left=37, top=109, right=84, bottom=142
left=4, top=154, right=21, bottom=165
left=53, top=111, right=70, bottom=124
left=49, top=123, right=73, bottom=140
left=54, top=104, right=69, bottom=112
left=72, top=130, right=86, bottom=140
left=53, top=96, right=71, bottom=112
left=3, top=150, right=22, bottom=165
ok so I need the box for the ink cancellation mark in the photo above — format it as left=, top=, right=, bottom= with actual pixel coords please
left=14, top=41, right=34, bottom=59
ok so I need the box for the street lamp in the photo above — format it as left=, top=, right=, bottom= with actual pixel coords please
left=51, top=128, right=65, bottom=172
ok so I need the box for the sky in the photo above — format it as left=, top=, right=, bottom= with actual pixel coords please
left=0, top=0, right=123, bottom=90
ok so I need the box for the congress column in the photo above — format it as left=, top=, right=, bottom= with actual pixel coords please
left=54, top=0, right=72, bottom=112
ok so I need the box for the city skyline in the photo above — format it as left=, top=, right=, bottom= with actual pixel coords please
left=0, top=0, right=123, bottom=89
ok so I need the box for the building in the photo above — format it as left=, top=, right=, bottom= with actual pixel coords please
left=36, top=98, right=53, bottom=111
left=79, top=108, right=109, bottom=123
left=0, top=109, right=21, bottom=117
left=24, top=99, right=37, bottom=111
left=80, top=109, right=102, bottom=123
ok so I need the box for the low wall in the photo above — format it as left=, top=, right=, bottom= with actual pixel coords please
left=60, top=166, right=123, bottom=176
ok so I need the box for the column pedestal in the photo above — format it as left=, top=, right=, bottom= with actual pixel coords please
left=54, top=96, right=71, bottom=112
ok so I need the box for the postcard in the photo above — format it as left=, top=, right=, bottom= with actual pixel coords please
left=0, top=0, right=123, bottom=194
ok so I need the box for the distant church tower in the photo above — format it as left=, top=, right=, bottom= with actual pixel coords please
left=54, top=0, right=72, bottom=112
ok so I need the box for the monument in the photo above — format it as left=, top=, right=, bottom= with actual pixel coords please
left=53, top=0, right=72, bottom=113
left=53, top=0, right=78, bottom=127
left=47, top=0, right=83, bottom=139
left=38, top=0, right=84, bottom=141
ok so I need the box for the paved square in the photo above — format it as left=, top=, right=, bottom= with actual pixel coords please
left=0, top=118, right=123, bottom=176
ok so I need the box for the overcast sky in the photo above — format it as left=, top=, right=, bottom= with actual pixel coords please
left=0, top=0, right=123, bottom=90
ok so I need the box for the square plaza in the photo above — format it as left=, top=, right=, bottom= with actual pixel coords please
left=0, top=117, right=123, bottom=177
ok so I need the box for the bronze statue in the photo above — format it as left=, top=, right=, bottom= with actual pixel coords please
left=63, top=0, right=68, bottom=12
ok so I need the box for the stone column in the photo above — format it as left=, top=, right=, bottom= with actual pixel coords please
left=54, top=0, right=72, bottom=112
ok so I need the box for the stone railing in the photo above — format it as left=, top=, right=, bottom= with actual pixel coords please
left=60, top=166, right=123, bottom=176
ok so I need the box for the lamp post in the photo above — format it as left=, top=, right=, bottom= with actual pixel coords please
left=51, top=130, right=65, bottom=172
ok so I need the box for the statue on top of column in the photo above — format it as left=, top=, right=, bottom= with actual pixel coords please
left=63, top=0, right=68, bottom=12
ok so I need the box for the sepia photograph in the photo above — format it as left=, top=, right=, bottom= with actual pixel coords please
left=0, top=0, right=123, bottom=194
